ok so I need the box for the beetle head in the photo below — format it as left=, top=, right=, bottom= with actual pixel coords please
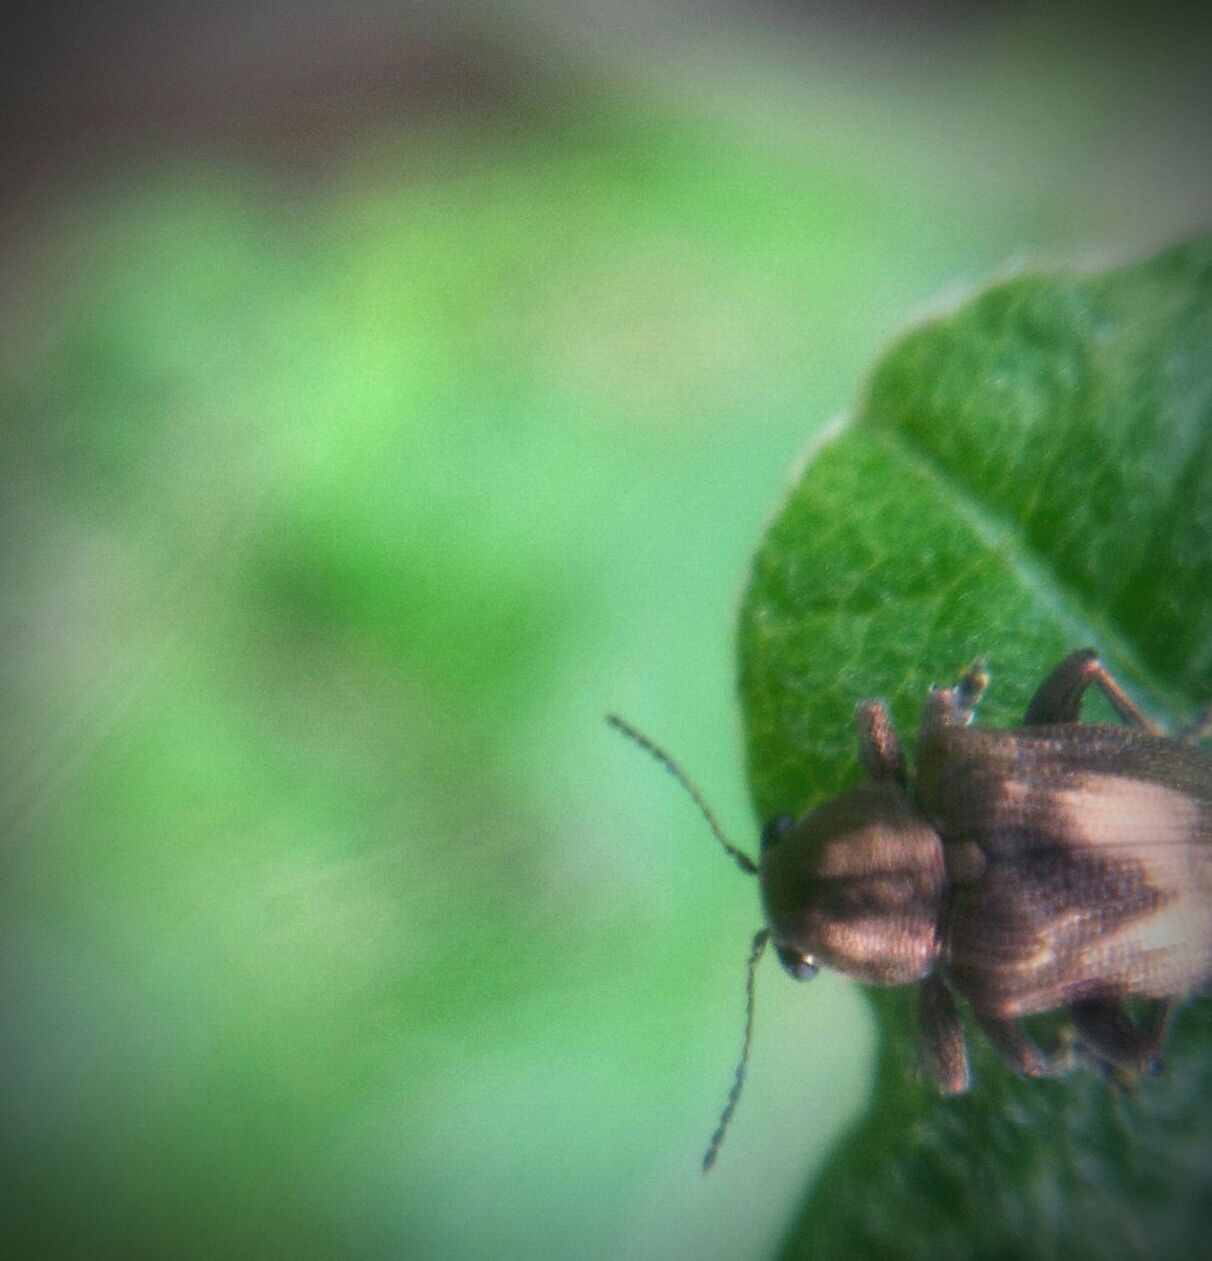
left=759, top=781, right=945, bottom=986
left=606, top=712, right=948, bottom=1168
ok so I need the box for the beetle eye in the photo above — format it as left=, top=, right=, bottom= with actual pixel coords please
left=760, top=814, right=794, bottom=850
left=777, top=946, right=819, bottom=981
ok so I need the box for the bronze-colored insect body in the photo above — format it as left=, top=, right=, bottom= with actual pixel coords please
left=610, top=649, right=1212, bottom=1167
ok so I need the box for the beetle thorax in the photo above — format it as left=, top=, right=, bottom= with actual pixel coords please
left=759, top=781, right=946, bottom=986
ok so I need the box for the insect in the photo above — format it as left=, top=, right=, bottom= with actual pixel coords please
left=609, top=648, right=1212, bottom=1168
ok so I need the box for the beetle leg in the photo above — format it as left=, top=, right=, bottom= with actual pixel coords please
left=856, top=700, right=906, bottom=785
left=1024, top=648, right=1164, bottom=733
left=917, top=975, right=970, bottom=1095
left=920, top=659, right=989, bottom=735
left=1069, top=997, right=1169, bottom=1075
left=973, top=1012, right=1073, bottom=1080
left=954, top=657, right=990, bottom=716
left=1024, top=648, right=1096, bottom=723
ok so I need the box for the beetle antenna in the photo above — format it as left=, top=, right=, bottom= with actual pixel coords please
left=606, top=714, right=757, bottom=875
left=703, top=928, right=769, bottom=1171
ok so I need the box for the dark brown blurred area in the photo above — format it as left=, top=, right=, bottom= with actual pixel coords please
left=3, top=0, right=1210, bottom=317
left=0, top=0, right=1116, bottom=207
left=5, top=0, right=1207, bottom=211
left=0, top=1, right=559, bottom=206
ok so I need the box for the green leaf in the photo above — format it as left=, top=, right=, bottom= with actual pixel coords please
left=737, top=235, right=1212, bottom=1259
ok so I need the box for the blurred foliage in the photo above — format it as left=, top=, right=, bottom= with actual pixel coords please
left=0, top=90, right=1024, bottom=1257
left=739, top=236, right=1212, bottom=1259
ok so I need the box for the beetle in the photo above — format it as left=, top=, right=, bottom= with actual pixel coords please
left=609, top=648, right=1212, bottom=1167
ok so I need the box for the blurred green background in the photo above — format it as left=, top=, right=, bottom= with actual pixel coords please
left=2, top=3, right=1210, bottom=1258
